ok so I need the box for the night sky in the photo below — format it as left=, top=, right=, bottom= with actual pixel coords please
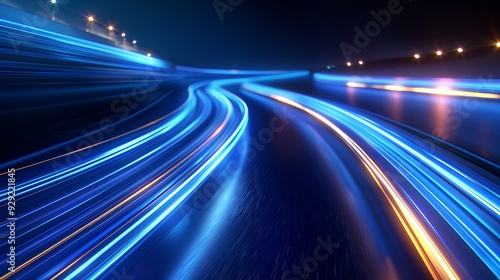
left=29, top=0, right=500, bottom=68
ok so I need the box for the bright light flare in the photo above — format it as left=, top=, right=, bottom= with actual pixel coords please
left=132, top=40, right=137, bottom=45
left=108, top=26, right=114, bottom=31
left=347, top=82, right=367, bottom=88
left=457, top=48, right=463, bottom=53
left=436, top=50, right=443, bottom=56
left=414, top=54, right=420, bottom=59
left=147, top=53, right=152, bottom=57
left=358, top=60, right=364, bottom=65
left=496, top=42, right=500, bottom=48
left=347, top=62, right=352, bottom=67
left=50, top=0, right=57, bottom=4
left=383, top=85, right=407, bottom=91
left=121, top=33, right=126, bottom=37
left=87, top=16, right=95, bottom=22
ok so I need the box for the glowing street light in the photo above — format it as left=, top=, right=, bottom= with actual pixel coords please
left=132, top=40, right=137, bottom=45
left=358, top=60, right=364, bottom=65
left=457, top=47, right=463, bottom=53
left=147, top=53, right=152, bottom=57
left=108, top=25, right=114, bottom=31
left=121, top=33, right=126, bottom=37
left=87, top=16, right=95, bottom=22
left=347, top=62, right=352, bottom=67
left=50, top=0, right=57, bottom=4
left=496, top=42, right=500, bottom=48
left=436, top=50, right=443, bottom=56
left=414, top=54, right=420, bottom=59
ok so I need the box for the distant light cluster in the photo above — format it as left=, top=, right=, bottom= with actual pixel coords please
left=340, top=42, right=500, bottom=69
left=85, top=14, right=150, bottom=58
left=45, top=2, right=500, bottom=64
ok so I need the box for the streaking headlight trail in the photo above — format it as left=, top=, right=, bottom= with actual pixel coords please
left=315, top=73, right=500, bottom=99
left=242, top=83, right=499, bottom=279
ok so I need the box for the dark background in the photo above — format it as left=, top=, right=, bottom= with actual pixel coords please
left=3, top=0, right=500, bottom=67
left=56, top=0, right=500, bottom=69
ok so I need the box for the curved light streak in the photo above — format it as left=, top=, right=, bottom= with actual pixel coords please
left=243, top=83, right=500, bottom=279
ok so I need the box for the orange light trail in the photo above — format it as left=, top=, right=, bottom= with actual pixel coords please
left=268, top=94, right=460, bottom=280
left=0, top=96, right=191, bottom=177
left=0, top=117, right=228, bottom=280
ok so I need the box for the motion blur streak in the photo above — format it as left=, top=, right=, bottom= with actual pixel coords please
left=175, top=65, right=288, bottom=75
left=242, top=83, right=500, bottom=279
left=348, top=83, right=500, bottom=99
left=0, top=16, right=165, bottom=68
left=0, top=102, right=189, bottom=175
left=316, top=74, right=500, bottom=99
left=0, top=79, right=247, bottom=279
left=0, top=20, right=307, bottom=276
left=242, top=84, right=458, bottom=280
